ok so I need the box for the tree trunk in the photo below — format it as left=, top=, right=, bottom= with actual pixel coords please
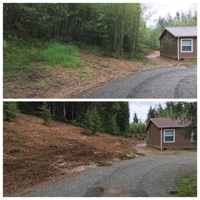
left=131, top=4, right=141, bottom=58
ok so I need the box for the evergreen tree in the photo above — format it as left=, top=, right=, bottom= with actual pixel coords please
left=3, top=102, right=19, bottom=121
left=40, top=103, right=52, bottom=126
left=116, top=102, right=130, bottom=133
left=9, top=101, right=130, bottom=136
left=145, top=106, right=157, bottom=123
left=84, top=109, right=101, bottom=135
left=133, top=112, right=139, bottom=123
left=166, top=102, right=197, bottom=142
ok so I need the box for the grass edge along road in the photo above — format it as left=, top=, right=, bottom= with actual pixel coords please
left=170, top=173, right=197, bottom=197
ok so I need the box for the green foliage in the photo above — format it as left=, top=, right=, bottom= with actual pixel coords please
left=84, top=109, right=102, bottom=135
left=3, top=40, right=82, bottom=82
left=133, top=113, right=138, bottom=123
left=166, top=102, right=197, bottom=142
left=106, top=117, right=120, bottom=135
left=3, top=3, right=144, bottom=58
left=3, top=3, right=197, bottom=61
left=40, top=103, right=52, bottom=126
left=3, top=102, right=19, bottom=121
left=16, top=102, right=130, bottom=136
left=3, top=40, right=9, bottom=48
left=129, top=122, right=146, bottom=134
left=3, top=40, right=38, bottom=73
left=116, top=102, right=130, bottom=133
left=171, top=173, right=197, bottom=197
left=143, top=9, right=197, bottom=51
left=145, top=101, right=197, bottom=142
left=18, top=102, right=43, bottom=116
left=36, top=42, right=82, bottom=67
left=145, top=106, right=157, bottom=123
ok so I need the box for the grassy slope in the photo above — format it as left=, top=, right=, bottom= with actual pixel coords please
left=3, top=40, right=82, bottom=80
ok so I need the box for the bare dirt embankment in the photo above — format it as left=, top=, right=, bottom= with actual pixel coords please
left=4, top=114, right=179, bottom=196
left=3, top=50, right=196, bottom=98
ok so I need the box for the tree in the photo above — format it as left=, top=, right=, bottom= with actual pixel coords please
left=133, top=113, right=139, bottom=123
left=84, top=109, right=101, bottom=135
left=116, top=102, right=130, bottom=133
left=40, top=103, right=52, bottom=126
left=12, top=101, right=130, bottom=136
left=166, top=102, right=197, bottom=142
left=145, top=106, right=157, bottom=123
left=3, top=102, right=19, bottom=121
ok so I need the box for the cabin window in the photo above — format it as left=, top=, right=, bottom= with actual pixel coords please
left=181, top=39, right=193, bottom=52
left=146, top=132, right=149, bottom=141
left=160, top=39, right=163, bottom=50
left=164, top=129, right=175, bottom=143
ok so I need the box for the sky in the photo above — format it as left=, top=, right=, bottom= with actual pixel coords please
left=145, top=2, right=197, bottom=27
left=129, top=101, right=166, bottom=123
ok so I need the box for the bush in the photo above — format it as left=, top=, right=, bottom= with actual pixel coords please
left=3, top=102, right=19, bottom=121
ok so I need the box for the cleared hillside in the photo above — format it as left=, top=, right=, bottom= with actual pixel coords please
left=3, top=114, right=142, bottom=196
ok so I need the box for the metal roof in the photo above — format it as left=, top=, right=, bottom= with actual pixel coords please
left=145, top=118, right=190, bottom=131
left=159, top=26, right=197, bottom=39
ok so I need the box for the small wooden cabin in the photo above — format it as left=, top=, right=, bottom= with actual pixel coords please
left=145, top=118, right=196, bottom=150
left=159, top=26, right=197, bottom=60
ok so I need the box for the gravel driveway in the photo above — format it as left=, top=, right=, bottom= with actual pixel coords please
left=26, top=152, right=197, bottom=197
left=76, top=66, right=197, bottom=98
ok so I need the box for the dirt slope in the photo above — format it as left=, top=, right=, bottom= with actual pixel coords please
left=3, top=114, right=143, bottom=196
left=3, top=114, right=188, bottom=196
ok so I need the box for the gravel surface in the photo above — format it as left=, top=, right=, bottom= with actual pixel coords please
left=76, top=66, right=197, bottom=98
left=25, top=152, right=197, bottom=197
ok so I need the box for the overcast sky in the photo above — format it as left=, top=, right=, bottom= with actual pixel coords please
left=129, top=101, right=166, bottom=123
left=145, top=2, right=197, bottom=27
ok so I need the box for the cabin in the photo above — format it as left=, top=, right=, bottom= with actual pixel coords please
left=159, top=26, right=197, bottom=60
left=145, top=118, right=196, bottom=150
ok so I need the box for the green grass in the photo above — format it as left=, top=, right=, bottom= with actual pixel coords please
left=36, top=42, right=82, bottom=67
left=3, top=40, right=82, bottom=80
left=3, top=40, right=38, bottom=72
left=170, top=173, right=197, bottom=197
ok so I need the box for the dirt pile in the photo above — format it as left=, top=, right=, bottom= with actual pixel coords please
left=3, top=114, right=140, bottom=196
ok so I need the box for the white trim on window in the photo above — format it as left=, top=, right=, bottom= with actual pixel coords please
left=164, top=129, right=175, bottom=143
left=181, top=38, right=193, bottom=53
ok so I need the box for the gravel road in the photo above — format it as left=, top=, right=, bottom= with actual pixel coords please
left=76, top=66, right=197, bottom=98
left=26, top=152, right=197, bottom=197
